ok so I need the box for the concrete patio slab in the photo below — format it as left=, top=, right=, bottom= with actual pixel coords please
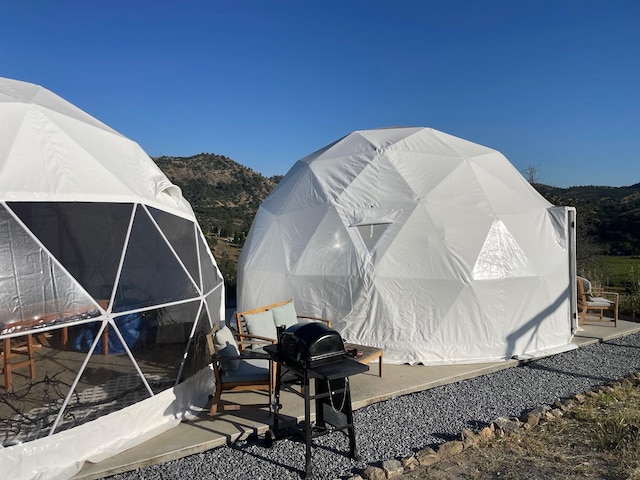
left=73, top=318, right=640, bottom=480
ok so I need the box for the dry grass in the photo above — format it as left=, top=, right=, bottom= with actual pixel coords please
left=401, top=379, right=640, bottom=480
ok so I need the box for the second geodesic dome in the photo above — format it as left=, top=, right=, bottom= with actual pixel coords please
left=238, top=127, right=576, bottom=365
left=0, top=77, right=224, bottom=479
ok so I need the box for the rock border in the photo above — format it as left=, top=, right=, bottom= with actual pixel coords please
left=348, top=372, right=640, bottom=480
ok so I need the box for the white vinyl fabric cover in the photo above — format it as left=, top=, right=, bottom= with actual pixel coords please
left=0, top=77, right=186, bottom=212
left=238, top=127, right=575, bottom=365
left=0, top=77, right=224, bottom=480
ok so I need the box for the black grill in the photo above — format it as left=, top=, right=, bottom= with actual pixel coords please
left=278, top=322, right=346, bottom=369
left=265, top=323, right=369, bottom=478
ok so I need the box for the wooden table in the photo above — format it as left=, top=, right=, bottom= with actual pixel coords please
left=344, top=342, right=384, bottom=377
left=1, top=300, right=111, bottom=355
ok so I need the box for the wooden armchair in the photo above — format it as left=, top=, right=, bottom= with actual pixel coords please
left=577, top=276, right=619, bottom=327
left=1, top=334, right=36, bottom=389
left=205, top=323, right=274, bottom=416
left=235, top=299, right=331, bottom=354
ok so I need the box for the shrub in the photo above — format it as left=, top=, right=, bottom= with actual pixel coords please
left=619, top=292, right=640, bottom=318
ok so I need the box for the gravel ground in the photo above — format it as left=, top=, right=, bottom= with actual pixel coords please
left=105, top=332, right=640, bottom=480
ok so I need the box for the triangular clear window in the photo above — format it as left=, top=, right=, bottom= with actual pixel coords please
left=44, top=318, right=154, bottom=439
left=198, top=232, right=222, bottom=296
left=8, top=202, right=133, bottom=302
left=113, top=206, right=199, bottom=312
left=352, top=223, right=393, bottom=254
left=472, top=220, right=532, bottom=280
left=0, top=205, right=100, bottom=334
left=148, top=207, right=200, bottom=288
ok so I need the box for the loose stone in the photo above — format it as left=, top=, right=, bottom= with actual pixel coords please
left=437, top=440, right=464, bottom=459
left=382, top=459, right=404, bottom=478
left=362, top=465, right=386, bottom=480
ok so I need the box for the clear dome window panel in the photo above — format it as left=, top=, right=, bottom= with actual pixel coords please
left=352, top=223, right=393, bottom=253
left=147, top=207, right=200, bottom=287
left=198, top=233, right=223, bottom=295
left=179, top=302, right=214, bottom=382
left=106, top=306, right=198, bottom=390
left=204, top=289, right=223, bottom=330
left=7, top=202, right=133, bottom=302
left=0, top=208, right=101, bottom=336
left=113, top=207, right=199, bottom=312
left=472, top=220, right=532, bottom=280
left=0, top=318, right=154, bottom=446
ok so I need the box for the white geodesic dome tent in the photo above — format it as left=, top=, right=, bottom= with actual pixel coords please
left=238, top=127, right=577, bottom=365
left=0, top=77, right=224, bottom=479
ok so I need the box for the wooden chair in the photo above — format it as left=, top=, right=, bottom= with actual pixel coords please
left=1, top=334, right=36, bottom=389
left=235, top=299, right=331, bottom=354
left=205, top=323, right=274, bottom=416
left=577, top=276, right=618, bottom=327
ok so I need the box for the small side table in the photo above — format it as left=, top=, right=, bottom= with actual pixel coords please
left=344, top=343, right=383, bottom=377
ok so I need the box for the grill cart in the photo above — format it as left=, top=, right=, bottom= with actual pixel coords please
left=264, top=323, right=369, bottom=478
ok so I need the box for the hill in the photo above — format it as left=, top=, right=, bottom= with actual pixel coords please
left=155, top=153, right=640, bottom=291
left=535, top=183, right=640, bottom=256
left=155, top=153, right=281, bottom=240
left=154, top=153, right=281, bottom=293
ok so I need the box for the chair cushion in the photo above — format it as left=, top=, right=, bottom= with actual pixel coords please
left=587, top=297, right=614, bottom=308
left=244, top=310, right=277, bottom=340
left=271, top=301, right=298, bottom=328
left=578, top=277, right=593, bottom=295
left=221, top=357, right=270, bottom=383
left=213, top=326, right=240, bottom=372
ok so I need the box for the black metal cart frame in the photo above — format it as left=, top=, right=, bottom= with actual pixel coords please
left=264, top=344, right=368, bottom=478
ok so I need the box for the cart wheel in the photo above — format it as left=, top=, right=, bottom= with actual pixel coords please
left=264, top=429, right=276, bottom=448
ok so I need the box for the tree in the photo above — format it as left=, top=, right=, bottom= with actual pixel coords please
left=522, top=164, right=540, bottom=184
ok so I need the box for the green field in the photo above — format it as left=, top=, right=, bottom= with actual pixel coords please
left=595, top=255, right=640, bottom=291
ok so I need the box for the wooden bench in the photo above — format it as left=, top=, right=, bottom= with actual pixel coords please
left=235, top=299, right=331, bottom=353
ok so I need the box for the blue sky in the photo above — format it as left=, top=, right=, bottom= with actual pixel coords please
left=2, top=1, right=638, bottom=187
